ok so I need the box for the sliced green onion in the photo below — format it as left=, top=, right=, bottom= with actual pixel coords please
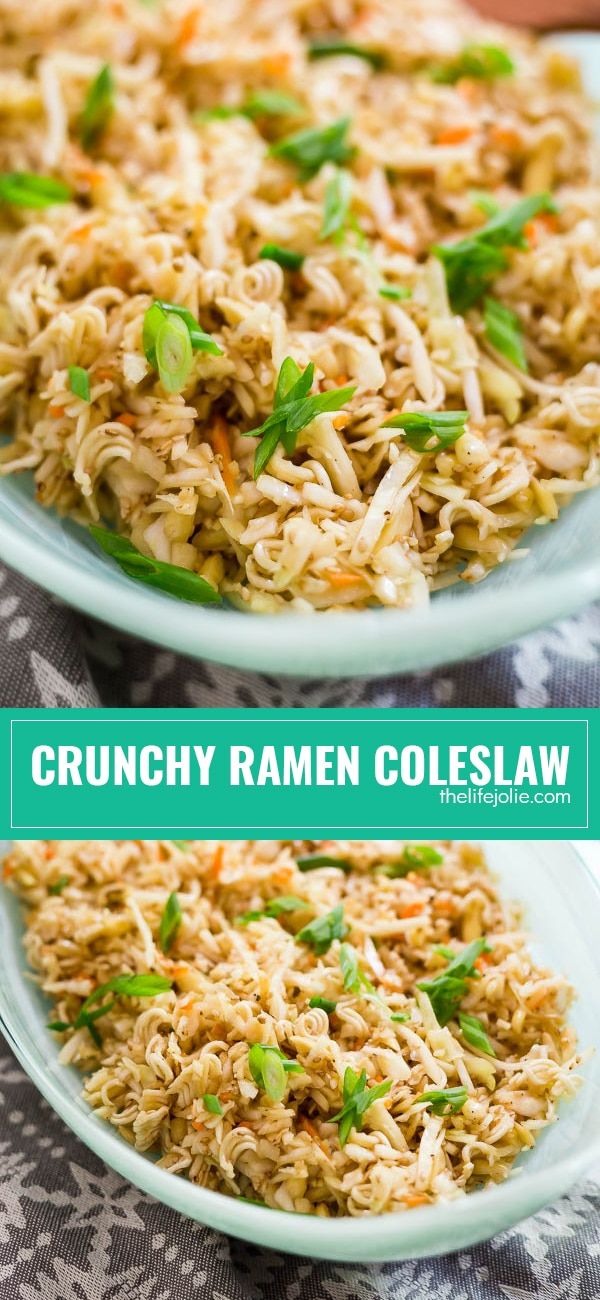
left=90, top=526, right=222, bottom=605
left=270, top=117, right=354, bottom=180
left=309, top=996, right=337, bottom=1014
left=378, top=283, right=411, bottom=301
left=297, top=854, right=353, bottom=873
left=296, top=903, right=348, bottom=955
left=458, top=1012, right=496, bottom=1055
left=321, top=168, right=352, bottom=241
left=80, top=64, right=115, bottom=150
left=259, top=243, right=305, bottom=270
left=159, top=892, right=182, bottom=953
left=0, top=172, right=71, bottom=208
left=415, top=1086, right=468, bottom=1115
left=155, top=313, right=193, bottom=393
left=203, top=1093, right=223, bottom=1115
left=243, top=89, right=304, bottom=118
left=68, top=365, right=91, bottom=402
left=382, top=410, right=468, bottom=452
left=308, top=38, right=385, bottom=70
left=429, top=44, right=515, bottom=85
left=484, top=296, right=528, bottom=371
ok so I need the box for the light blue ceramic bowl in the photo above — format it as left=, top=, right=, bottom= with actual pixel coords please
left=1, top=840, right=599, bottom=1263
left=0, top=33, right=598, bottom=679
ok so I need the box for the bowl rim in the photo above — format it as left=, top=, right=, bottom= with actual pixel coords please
left=0, top=504, right=599, bottom=678
left=2, top=839, right=600, bottom=1260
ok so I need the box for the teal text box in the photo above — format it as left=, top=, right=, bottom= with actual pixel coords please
left=3, top=708, right=593, bottom=838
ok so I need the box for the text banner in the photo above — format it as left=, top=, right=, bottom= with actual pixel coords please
left=1, top=708, right=595, bottom=838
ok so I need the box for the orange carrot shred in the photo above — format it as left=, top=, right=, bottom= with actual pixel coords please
left=210, top=845, right=224, bottom=879
left=115, top=412, right=137, bottom=428
left=321, top=569, right=364, bottom=589
left=402, top=1194, right=429, bottom=1208
left=48, top=405, right=65, bottom=418
left=400, top=901, right=425, bottom=919
left=436, top=125, right=475, bottom=146
left=210, top=415, right=235, bottom=494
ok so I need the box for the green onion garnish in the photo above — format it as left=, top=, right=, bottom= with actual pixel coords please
left=417, top=938, right=491, bottom=1026
left=48, top=972, right=173, bottom=1048
left=339, top=942, right=376, bottom=995
left=429, top=44, right=515, bottom=85
left=203, top=1093, right=223, bottom=1115
left=390, top=1012, right=410, bottom=1023
left=172, top=840, right=192, bottom=850
left=296, top=903, right=348, bottom=956
left=89, top=526, right=222, bottom=605
left=321, top=167, right=352, bottom=241
left=159, top=892, right=182, bottom=953
left=259, top=244, right=305, bottom=270
left=332, top=1067, right=392, bottom=1147
left=48, top=875, right=70, bottom=895
left=236, top=895, right=308, bottom=925
left=81, top=972, right=173, bottom=1012
left=308, top=38, right=385, bottom=70
left=0, top=172, right=72, bottom=208
left=248, top=1043, right=303, bottom=1101
left=484, top=296, right=528, bottom=371
left=378, top=284, right=411, bottom=301
left=379, top=844, right=444, bottom=878
left=244, top=356, right=355, bottom=478
left=68, top=365, right=91, bottom=403
left=142, top=299, right=222, bottom=392
left=458, top=1012, right=496, bottom=1056
left=296, top=854, right=353, bottom=873
left=382, top=410, right=468, bottom=453
left=433, top=192, right=557, bottom=312
left=270, top=117, right=354, bottom=179
left=309, top=996, right=337, bottom=1014
left=243, top=89, right=304, bottom=118
left=415, top=1086, right=468, bottom=1115
left=79, top=64, right=115, bottom=150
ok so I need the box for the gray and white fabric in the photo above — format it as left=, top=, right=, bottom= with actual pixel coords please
left=1, top=564, right=599, bottom=708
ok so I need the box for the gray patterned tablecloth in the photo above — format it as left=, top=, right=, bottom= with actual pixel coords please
left=0, top=564, right=599, bottom=708
left=1, top=561, right=600, bottom=1299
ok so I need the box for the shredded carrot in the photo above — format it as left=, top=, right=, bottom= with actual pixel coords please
left=2, top=860, right=14, bottom=880
left=78, top=165, right=105, bottom=187
left=170, top=964, right=190, bottom=978
left=400, top=901, right=425, bottom=919
left=114, top=412, right=137, bottom=428
left=475, top=951, right=494, bottom=971
left=177, top=8, right=201, bottom=49
left=210, top=844, right=224, bottom=879
left=260, top=52, right=292, bottom=78
left=191, top=1119, right=205, bottom=1131
left=432, top=895, right=456, bottom=916
left=525, top=213, right=558, bottom=248
left=48, top=405, right=65, bottom=418
left=66, top=221, right=94, bottom=243
left=332, top=413, right=350, bottom=431
left=179, top=993, right=196, bottom=1009
left=335, top=374, right=349, bottom=386
left=210, top=415, right=235, bottom=494
left=489, top=124, right=522, bottom=151
left=300, top=1117, right=331, bottom=1158
left=322, top=569, right=364, bottom=589
left=436, top=125, right=475, bottom=146
left=402, top=1194, right=429, bottom=1208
